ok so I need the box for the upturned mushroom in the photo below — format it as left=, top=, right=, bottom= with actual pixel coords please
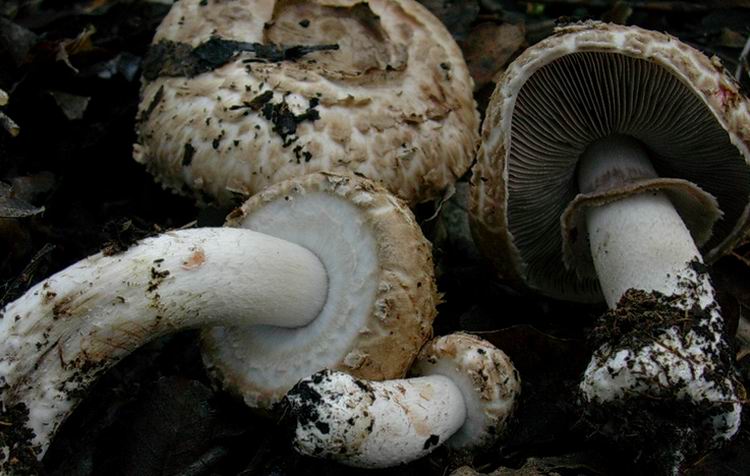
left=469, top=21, right=750, bottom=464
left=0, top=173, right=438, bottom=464
left=285, top=333, right=521, bottom=468
left=134, top=0, right=479, bottom=206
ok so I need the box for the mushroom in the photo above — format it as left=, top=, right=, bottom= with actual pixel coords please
left=469, top=21, right=750, bottom=463
left=0, top=173, right=438, bottom=462
left=285, top=332, right=521, bottom=468
left=133, top=0, right=479, bottom=206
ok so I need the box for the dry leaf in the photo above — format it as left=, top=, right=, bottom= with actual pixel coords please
left=48, top=91, right=91, bottom=120
left=55, top=25, right=96, bottom=73
left=0, top=186, right=44, bottom=218
left=462, top=22, right=526, bottom=90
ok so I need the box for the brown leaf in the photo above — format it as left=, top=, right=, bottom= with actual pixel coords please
left=55, top=25, right=97, bottom=73
left=462, top=22, right=526, bottom=91
left=718, top=28, right=748, bottom=48
left=419, top=0, right=480, bottom=41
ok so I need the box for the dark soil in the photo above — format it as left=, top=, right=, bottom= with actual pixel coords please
left=584, top=289, right=739, bottom=474
left=1, top=1, right=749, bottom=475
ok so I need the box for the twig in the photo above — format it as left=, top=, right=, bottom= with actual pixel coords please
left=0, top=243, right=56, bottom=307
left=0, top=112, right=20, bottom=137
left=731, top=250, right=750, bottom=268
left=0, top=88, right=19, bottom=137
left=735, top=34, right=750, bottom=81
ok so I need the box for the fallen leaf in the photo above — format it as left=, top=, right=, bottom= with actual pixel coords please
left=95, top=376, right=243, bottom=476
left=9, top=172, right=55, bottom=203
left=0, top=182, right=44, bottom=218
left=419, top=0, right=480, bottom=41
left=718, top=28, right=747, bottom=48
left=0, top=17, right=38, bottom=66
left=462, top=22, right=526, bottom=91
left=48, top=91, right=91, bottom=120
left=54, top=25, right=97, bottom=73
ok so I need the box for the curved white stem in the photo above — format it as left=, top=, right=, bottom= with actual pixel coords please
left=577, top=135, right=741, bottom=443
left=0, top=227, right=327, bottom=451
left=287, top=370, right=466, bottom=468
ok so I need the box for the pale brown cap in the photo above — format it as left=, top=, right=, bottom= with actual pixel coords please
left=134, top=0, right=479, bottom=206
left=470, top=21, right=750, bottom=302
left=411, top=333, right=520, bottom=451
left=201, top=172, right=439, bottom=408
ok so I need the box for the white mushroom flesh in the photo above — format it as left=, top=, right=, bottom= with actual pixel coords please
left=198, top=173, right=438, bottom=411
left=202, top=191, right=380, bottom=407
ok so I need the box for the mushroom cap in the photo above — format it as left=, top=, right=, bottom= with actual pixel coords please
left=410, top=332, right=521, bottom=451
left=469, top=21, right=750, bottom=302
left=134, top=0, right=479, bottom=206
left=201, top=172, right=438, bottom=408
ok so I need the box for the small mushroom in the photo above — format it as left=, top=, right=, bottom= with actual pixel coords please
left=285, top=333, right=520, bottom=468
left=469, top=21, right=750, bottom=463
left=0, top=173, right=438, bottom=459
left=134, top=0, right=479, bottom=206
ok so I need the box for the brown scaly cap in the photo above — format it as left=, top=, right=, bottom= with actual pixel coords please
left=201, top=172, right=439, bottom=408
left=134, top=0, right=479, bottom=206
left=469, top=21, right=750, bottom=302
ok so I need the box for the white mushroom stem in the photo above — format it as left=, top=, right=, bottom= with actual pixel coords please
left=578, top=136, right=711, bottom=307
left=286, top=370, right=467, bottom=468
left=287, top=333, right=520, bottom=468
left=0, top=227, right=327, bottom=452
left=577, top=135, right=741, bottom=442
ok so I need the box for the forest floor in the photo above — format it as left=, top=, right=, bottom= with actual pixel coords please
left=1, top=1, right=750, bottom=475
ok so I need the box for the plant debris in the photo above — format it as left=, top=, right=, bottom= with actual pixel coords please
left=0, top=403, right=43, bottom=475
left=589, top=289, right=700, bottom=349
left=100, top=218, right=154, bottom=257
left=0, top=182, right=44, bottom=218
left=0, top=89, right=19, bottom=137
left=48, top=91, right=90, bottom=121
left=261, top=97, right=320, bottom=147
left=142, top=37, right=339, bottom=80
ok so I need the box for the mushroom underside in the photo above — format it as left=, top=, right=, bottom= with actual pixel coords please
left=505, top=51, right=750, bottom=300
left=202, top=191, right=380, bottom=407
left=202, top=173, right=437, bottom=409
